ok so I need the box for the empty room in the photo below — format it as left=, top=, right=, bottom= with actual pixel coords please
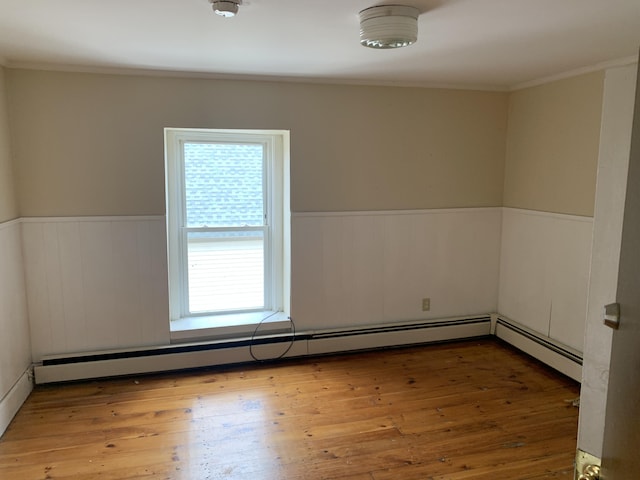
left=1, top=1, right=640, bottom=479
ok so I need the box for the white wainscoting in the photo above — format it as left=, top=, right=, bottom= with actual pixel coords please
left=22, top=216, right=170, bottom=361
left=498, top=208, right=593, bottom=353
left=19, top=208, right=591, bottom=371
left=291, top=208, right=503, bottom=332
left=0, top=219, right=32, bottom=436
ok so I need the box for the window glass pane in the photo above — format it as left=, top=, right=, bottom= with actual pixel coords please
left=184, top=142, right=264, bottom=228
left=187, top=230, right=264, bottom=313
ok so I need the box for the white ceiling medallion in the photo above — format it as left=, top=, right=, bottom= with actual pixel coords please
left=210, top=0, right=240, bottom=17
left=359, top=5, right=420, bottom=49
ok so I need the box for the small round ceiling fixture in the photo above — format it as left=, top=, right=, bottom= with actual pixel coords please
left=210, top=0, right=240, bottom=17
left=359, top=5, right=420, bottom=49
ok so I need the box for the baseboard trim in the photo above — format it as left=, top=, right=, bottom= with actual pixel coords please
left=495, top=316, right=582, bottom=381
left=35, top=316, right=491, bottom=384
left=308, top=317, right=491, bottom=355
left=0, top=368, right=34, bottom=438
left=33, top=315, right=582, bottom=384
left=35, top=339, right=308, bottom=384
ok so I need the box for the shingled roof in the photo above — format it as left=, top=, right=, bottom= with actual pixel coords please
left=184, top=143, right=264, bottom=229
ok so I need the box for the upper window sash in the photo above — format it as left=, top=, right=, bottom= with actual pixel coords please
left=180, top=139, right=268, bottom=230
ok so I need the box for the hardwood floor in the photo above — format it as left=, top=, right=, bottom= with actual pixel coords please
left=0, top=339, right=580, bottom=479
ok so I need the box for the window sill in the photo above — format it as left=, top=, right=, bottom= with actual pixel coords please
left=170, top=311, right=291, bottom=343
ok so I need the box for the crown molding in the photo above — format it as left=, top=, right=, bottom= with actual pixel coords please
left=4, top=60, right=509, bottom=92
left=510, top=55, right=638, bottom=91
left=9, top=55, right=637, bottom=93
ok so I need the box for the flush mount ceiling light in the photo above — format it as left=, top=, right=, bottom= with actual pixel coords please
left=210, top=0, right=240, bottom=17
left=359, top=5, right=420, bottom=49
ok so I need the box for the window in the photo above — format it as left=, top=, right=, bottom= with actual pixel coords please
left=165, top=129, right=289, bottom=333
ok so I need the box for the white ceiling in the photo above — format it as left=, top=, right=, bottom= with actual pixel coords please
left=0, top=0, right=638, bottom=90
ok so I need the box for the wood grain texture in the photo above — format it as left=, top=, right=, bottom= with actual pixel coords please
left=0, top=339, right=579, bottom=479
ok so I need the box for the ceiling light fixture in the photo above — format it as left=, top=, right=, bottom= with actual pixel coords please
left=210, top=0, right=240, bottom=17
left=359, top=5, right=420, bottom=49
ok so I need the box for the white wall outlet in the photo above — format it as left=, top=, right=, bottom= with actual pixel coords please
left=422, top=298, right=431, bottom=311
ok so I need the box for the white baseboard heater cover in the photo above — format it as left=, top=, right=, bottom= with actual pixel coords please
left=494, top=316, right=582, bottom=382
left=307, top=317, right=491, bottom=355
left=34, top=336, right=308, bottom=384
left=34, top=316, right=491, bottom=384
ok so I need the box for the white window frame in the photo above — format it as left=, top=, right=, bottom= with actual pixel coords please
left=165, top=128, right=289, bottom=332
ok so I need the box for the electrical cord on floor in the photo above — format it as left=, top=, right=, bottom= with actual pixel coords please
left=249, top=314, right=296, bottom=363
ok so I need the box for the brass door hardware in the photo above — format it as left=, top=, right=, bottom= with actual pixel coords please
left=578, top=464, right=601, bottom=480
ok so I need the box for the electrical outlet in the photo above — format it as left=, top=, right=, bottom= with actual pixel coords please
left=422, top=298, right=430, bottom=311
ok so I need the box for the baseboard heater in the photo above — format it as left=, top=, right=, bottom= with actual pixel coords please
left=494, top=316, right=582, bottom=382
left=34, top=316, right=491, bottom=384
left=306, top=317, right=491, bottom=355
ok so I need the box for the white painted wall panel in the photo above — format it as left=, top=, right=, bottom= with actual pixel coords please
left=349, top=215, right=385, bottom=325
left=290, top=215, right=325, bottom=329
left=57, top=222, right=87, bottom=353
left=383, top=214, right=422, bottom=320
left=498, top=208, right=593, bottom=352
left=431, top=211, right=503, bottom=317
left=20, top=207, right=590, bottom=365
left=21, top=222, right=51, bottom=360
left=497, top=212, right=552, bottom=334
left=79, top=221, right=118, bottom=351
left=110, top=221, right=143, bottom=347
left=0, top=220, right=32, bottom=435
left=291, top=208, right=502, bottom=332
left=139, top=219, right=171, bottom=345
left=321, top=216, right=350, bottom=328
left=548, top=218, right=593, bottom=349
left=43, top=222, right=68, bottom=353
left=22, top=217, right=170, bottom=360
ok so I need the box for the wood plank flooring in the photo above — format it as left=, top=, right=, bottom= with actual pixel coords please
left=0, top=339, right=580, bottom=479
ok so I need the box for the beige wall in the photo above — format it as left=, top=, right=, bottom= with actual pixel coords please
left=0, top=71, right=31, bottom=440
left=6, top=69, right=508, bottom=217
left=0, top=68, right=17, bottom=222
left=3, top=66, right=608, bottom=219
left=503, top=71, right=605, bottom=217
